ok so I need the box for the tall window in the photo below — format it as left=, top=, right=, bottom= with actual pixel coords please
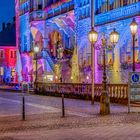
left=38, top=0, right=42, bottom=9
left=10, top=50, right=16, bottom=59
left=0, top=50, right=4, bottom=58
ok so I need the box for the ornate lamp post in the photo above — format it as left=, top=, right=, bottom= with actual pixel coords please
left=100, top=29, right=119, bottom=115
left=88, top=0, right=98, bottom=104
left=34, top=44, right=39, bottom=93
left=88, top=28, right=98, bottom=104
left=130, top=18, right=138, bottom=72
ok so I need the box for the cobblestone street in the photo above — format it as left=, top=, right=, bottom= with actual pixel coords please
left=0, top=91, right=140, bottom=140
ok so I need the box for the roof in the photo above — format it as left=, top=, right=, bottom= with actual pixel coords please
left=0, top=23, right=16, bottom=46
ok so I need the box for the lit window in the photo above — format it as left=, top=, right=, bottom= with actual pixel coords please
left=10, top=50, right=16, bottom=58
left=11, top=51, right=13, bottom=58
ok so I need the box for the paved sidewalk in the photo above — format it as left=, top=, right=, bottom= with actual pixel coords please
left=1, top=112, right=140, bottom=140
left=1, top=124, right=140, bottom=140
left=0, top=91, right=140, bottom=140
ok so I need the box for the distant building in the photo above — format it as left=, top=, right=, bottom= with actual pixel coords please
left=0, top=18, right=17, bottom=83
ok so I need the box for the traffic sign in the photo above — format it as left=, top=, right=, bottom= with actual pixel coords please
left=128, top=72, right=140, bottom=113
left=131, top=73, right=140, bottom=85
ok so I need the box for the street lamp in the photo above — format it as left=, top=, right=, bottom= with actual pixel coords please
left=110, top=29, right=119, bottom=46
left=34, top=44, right=39, bottom=93
left=100, top=29, right=119, bottom=115
left=88, top=0, right=98, bottom=104
left=88, top=27, right=98, bottom=104
left=88, top=28, right=98, bottom=44
left=130, top=18, right=138, bottom=72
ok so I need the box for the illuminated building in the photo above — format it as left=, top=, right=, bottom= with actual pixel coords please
left=0, top=20, right=17, bottom=83
left=16, top=0, right=140, bottom=84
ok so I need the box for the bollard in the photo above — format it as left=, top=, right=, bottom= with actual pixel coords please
left=22, top=94, right=25, bottom=121
left=62, top=94, right=65, bottom=117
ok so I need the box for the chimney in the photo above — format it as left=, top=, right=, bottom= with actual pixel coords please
left=2, top=22, right=5, bottom=31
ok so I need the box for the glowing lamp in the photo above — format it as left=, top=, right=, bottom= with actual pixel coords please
left=110, top=29, right=119, bottom=45
left=130, top=18, right=138, bottom=36
left=86, top=76, right=89, bottom=80
left=71, top=76, right=73, bottom=80
left=88, top=27, right=98, bottom=44
left=55, top=76, right=58, bottom=80
left=44, top=76, right=47, bottom=80
left=34, top=45, right=39, bottom=53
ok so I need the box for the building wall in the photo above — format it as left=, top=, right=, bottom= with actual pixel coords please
left=17, top=0, right=140, bottom=83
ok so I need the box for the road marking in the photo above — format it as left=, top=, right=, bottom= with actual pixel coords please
left=0, top=97, right=92, bottom=117
left=67, top=111, right=92, bottom=117
left=0, top=97, right=60, bottom=113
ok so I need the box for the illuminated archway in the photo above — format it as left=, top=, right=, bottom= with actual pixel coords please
left=30, top=26, right=44, bottom=51
left=48, top=30, right=63, bottom=57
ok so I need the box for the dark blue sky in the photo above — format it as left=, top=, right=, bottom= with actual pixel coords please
left=0, top=0, right=15, bottom=31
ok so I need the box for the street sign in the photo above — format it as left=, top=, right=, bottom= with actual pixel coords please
left=128, top=72, right=140, bottom=112
left=130, top=73, right=140, bottom=85
left=22, top=82, right=29, bottom=93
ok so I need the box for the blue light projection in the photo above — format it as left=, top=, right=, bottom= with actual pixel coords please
left=20, top=14, right=30, bottom=52
left=17, top=0, right=140, bottom=83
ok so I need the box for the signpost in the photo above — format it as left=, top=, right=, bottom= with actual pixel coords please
left=128, top=72, right=140, bottom=113
left=21, top=82, right=29, bottom=121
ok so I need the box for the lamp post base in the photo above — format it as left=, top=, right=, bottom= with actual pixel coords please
left=100, top=90, right=110, bottom=115
left=91, top=99, right=94, bottom=105
left=35, top=88, right=38, bottom=94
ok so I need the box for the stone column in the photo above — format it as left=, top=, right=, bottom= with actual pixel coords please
left=43, top=38, right=49, bottom=49
left=120, top=0, right=123, bottom=6
left=43, top=38, right=49, bottom=76
left=107, top=0, right=110, bottom=11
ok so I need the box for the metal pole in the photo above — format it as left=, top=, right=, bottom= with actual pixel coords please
left=35, top=53, right=38, bottom=93
left=62, top=94, right=65, bottom=117
left=91, top=0, right=95, bottom=104
left=132, top=35, right=135, bottom=72
left=22, top=94, right=25, bottom=121
left=91, top=43, right=95, bottom=104
left=91, top=0, right=94, bottom=28
left=103, top=46, right=107, bottom=91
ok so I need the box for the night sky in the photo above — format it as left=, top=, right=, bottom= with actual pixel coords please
left=0, top=0, right=15, bottom=31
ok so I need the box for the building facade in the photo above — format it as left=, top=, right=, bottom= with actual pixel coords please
left=16, top=0, right=140, bottom=84
left=0, top=21, right=17, bottom=83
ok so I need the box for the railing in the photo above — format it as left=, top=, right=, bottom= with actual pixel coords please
left=44, top=50, right=56, bottom=71
left=35, top=82, right=128, bottom=104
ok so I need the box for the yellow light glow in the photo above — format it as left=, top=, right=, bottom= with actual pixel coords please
left=88, top=28, right=98, bottom=44
left=130, top=19, right=138, bottom=36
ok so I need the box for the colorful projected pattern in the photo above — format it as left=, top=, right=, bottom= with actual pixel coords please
left=16, top=0, right=140, bottom=83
